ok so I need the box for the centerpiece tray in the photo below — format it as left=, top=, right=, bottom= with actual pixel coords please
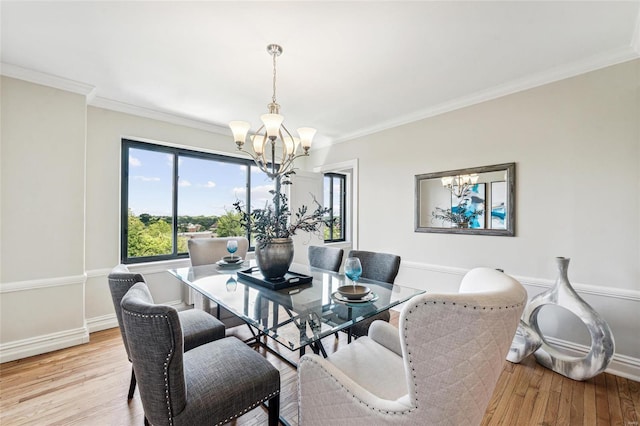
left=237, top=267, right=313, bottom=291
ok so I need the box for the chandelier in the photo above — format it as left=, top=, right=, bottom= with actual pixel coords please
left=229, top=44, right=316, bottom=180
left=441, top=174, right=479, bottom=198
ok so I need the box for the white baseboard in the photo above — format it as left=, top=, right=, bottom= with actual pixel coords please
left=0, top=326, right=89, bottom=364
left=86, top=313, right=119, bottom=333
left=542, top=336, right=640, bottom=382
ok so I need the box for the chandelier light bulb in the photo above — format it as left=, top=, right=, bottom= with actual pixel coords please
left=229, top=121, right=250, bottom=144
left=284, top=136, right=295, bottom=156
left=252, top=134, right=266, bottom=155
left=261, top=114, right=284, bottom=140
left=297, top=127, right=316, bottom=150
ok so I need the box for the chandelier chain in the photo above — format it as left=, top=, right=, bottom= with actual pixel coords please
left=272, top=50, right=277, bottom=104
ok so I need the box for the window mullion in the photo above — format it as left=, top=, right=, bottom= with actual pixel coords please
left=172, top=152, right=179, bottom=256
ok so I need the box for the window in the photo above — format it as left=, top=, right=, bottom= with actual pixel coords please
left=323, top=173, right=346, bottom=242
left=121, top=139, right=274, bottom=263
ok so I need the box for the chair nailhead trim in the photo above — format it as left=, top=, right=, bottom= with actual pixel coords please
left=214, top=391, right=280, bottom=426
left=123, top=310, right=175, bottom=426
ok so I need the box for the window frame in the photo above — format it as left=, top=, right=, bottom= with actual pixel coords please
left=324, top=172, right=347, bottom=243
left=121, top=139, right=259, bottom=264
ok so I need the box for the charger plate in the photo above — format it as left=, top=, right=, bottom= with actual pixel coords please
left=332, top=291, right=378, bottom=304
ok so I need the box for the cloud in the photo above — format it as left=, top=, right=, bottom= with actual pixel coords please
left=133, top=175, right=160, bottom=182
left=203, top=181, right=216, bottom=188
left=129, top=156, right=141, bottom=167
left=178, top=179, right=191, bottom=187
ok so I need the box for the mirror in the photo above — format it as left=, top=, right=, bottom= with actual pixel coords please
left=415, top=163, right=515, bottom=236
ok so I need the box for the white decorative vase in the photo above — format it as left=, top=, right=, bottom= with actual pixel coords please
left=517, top=257, right=615, bottom=381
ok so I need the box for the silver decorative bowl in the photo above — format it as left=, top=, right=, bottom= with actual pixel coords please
left=222, top=256, right=243, bottom=264
left=337, top=285, right=371, bottom=300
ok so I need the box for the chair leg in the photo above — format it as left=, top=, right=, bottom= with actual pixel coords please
left=268, top=393, right=280, bottom=426
left=128, top=367, right=137, bottom=400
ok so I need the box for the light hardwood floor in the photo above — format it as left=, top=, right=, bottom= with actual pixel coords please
left=1, top=312, right=638, bottom=425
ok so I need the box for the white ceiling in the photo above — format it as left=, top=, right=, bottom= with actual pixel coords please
left=2, top=1, right=639, bottom=147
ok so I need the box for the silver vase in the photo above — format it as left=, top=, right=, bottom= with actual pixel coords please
left=255, top=238, right=294, bottom=280
left=518, top=257, right=615, bottom=381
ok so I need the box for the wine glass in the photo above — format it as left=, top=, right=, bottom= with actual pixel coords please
left=344, top=257, right=362, bottom=287
left=226, top=240, right=238, bottom=260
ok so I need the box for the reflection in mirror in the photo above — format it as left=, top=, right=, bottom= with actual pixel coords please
left=415, top=163, right=515, bottom=236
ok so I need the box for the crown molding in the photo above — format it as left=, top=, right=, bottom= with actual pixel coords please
left=0, top=63, right=96, bottom=99
left=330, top=46, right=640, bottom=146
left=89, top=96, right=230, bottom=135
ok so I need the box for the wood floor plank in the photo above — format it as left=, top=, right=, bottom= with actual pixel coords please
left=528, top=364, right=554, bottom=425
left=583, top=376, right=597, bottom=425
left=628, top=378, right=640, bottom=420
left=606, top=371, right=624, bottom=425
left=595, top=370, right=611, bottom=425
left=1, top=314, right=638, bottom=426
left=617, top=375, right=639, bottom=425
left=569, top=377, right=584, bottom=426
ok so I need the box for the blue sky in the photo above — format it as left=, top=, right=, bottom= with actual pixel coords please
left=128, top=148, right=274, bottom=216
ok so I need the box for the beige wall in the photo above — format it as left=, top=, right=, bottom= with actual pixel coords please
left=1, top=77, right=88, bottom=352
left=306, top=59, right=640, bottom=363
left=1, top=60, right=638, bottom=376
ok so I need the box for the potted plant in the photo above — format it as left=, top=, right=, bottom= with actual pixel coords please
left=431, top=198, right=484, bottom=229
left=234, top=183, right=329, bottom=280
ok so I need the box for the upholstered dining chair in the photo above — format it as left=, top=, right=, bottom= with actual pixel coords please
left=121, top=282, right=281, bottom=426
left=342, top=250, right=401, bottom=338
left=107, top=264, right=225, bottom=400
left=187, top=236, right=249, bottom=267
left=308, top=245, right=344, bottom=272
left=298, top=267, right=527, bottom=425
left=187, top=237, right=249, bottom=329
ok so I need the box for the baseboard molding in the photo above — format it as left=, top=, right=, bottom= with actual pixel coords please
left=542, top=336, right=640, bottom=382
left=86, top=314, right=119, bottom=333
left=0, top=326, right=89, bottom=364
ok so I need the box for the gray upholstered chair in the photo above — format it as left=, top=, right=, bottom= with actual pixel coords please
left=187, top=237, right=249, bottom=329
left=298, top=267, right=527, bottom=425
left=308, top=245, right=344, bottom=272
left=121, top=282, right=280, bottom=426
left=107, top=264, right=225, bottom=400
left=343, top=250, right=401, bottom=338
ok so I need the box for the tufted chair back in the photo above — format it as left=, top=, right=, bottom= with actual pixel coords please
left=399, top=267, right=527, bottom=424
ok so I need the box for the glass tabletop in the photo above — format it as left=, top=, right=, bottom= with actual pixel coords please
left=168, top=262, right=425, bottom=352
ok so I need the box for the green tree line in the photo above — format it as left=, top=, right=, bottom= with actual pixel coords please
left=127, top=210, right=244, bottom=258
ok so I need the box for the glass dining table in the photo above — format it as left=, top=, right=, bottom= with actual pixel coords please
left=168, top=261, right=424, bottom=366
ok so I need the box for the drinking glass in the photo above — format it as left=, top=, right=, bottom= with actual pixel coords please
left=344, top=257, right=362, bottom=286
left=226, top=240, right=238, bottom=259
